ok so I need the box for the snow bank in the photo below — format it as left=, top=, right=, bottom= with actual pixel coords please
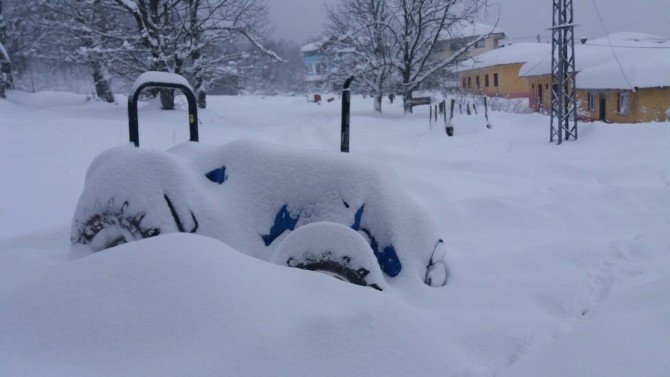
left=500, top=231, right=670, bottom=377
left=0, top=233, right=453, bottom=377
left=3, top=92, right=670, bottom=377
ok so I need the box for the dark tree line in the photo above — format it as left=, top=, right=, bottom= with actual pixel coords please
left=0, top=0, right=298, bottom=107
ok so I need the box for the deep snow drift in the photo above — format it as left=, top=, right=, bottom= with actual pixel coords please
left=1, top=91, right=669, bottom=376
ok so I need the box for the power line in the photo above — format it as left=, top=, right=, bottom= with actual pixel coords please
left=590, top=0, right=635, bottom=90
left=583, top=43, right=670, bottom=49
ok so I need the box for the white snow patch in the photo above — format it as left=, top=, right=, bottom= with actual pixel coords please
left=130, top=71, right=193, bottom=95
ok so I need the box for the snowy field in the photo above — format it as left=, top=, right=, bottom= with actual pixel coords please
left=1, top=91, right=669, bottom=376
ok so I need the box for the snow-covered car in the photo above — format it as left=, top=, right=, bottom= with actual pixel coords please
left=71, top=140, right=448, bottom=290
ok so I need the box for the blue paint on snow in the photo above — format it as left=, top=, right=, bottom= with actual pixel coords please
left=205, top=166, right=227, bottom=184
left=261, top=205, right=299, bottom=246
left=351, top=205, right=402, bottom=277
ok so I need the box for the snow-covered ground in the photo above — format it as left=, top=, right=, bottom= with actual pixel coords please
left=1, top=91, right=669, bottom=376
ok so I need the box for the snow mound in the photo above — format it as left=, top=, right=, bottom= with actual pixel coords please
left=71, top=140, right=446, bottom=288
left=0, top=233, right=448, bottom=377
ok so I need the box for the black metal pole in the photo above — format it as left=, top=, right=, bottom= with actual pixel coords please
left=446, top=99, right=455, bottom=137
left=484, top=96, right=491, bottom=129
left=341, top=76, right=355, bottom=153
left=128, top=81, right=199, bottom=147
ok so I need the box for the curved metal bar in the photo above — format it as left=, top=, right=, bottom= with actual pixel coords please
left=128, top=82, right=199, bottom=147
left=341, top=76, right=355, bottom=153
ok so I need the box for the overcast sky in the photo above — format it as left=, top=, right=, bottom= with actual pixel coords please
left=268, top=0, right=670, bottom=44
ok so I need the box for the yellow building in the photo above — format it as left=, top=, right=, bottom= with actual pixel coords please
left=457, top=43, right=550, bottom=98
left=576, top=50, right=670, bottom=123
left=520, top=33, right=670, bottom=123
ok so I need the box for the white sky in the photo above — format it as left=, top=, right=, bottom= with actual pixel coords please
left=268, top=0, right=670, bottom=44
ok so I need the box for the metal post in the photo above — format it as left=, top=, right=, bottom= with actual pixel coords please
left=550, top=0, right=577, bottom=145
left=446, top=99, right=455, bottom=136
left=341, top=76, right=355, bottom=153
left=129, top=81, right=198, bottom=147
left=484, top=96, right=491, bottom=129
left=430, top=105, right=433, bottom=128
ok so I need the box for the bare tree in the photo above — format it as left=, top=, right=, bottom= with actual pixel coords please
left=108, top=0, right=281, bottom=109
left=325, top=0, right=394, bottom=113
left=390, top=0, right=488, bottom=112
left=0, top=0, right=47, bottom=95
left=35, top=0, right=126, bottom=103
left=174, top=0, right=281, bottom=107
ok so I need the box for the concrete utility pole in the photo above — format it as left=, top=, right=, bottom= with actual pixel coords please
left=550, top=0, right=578, bottom=145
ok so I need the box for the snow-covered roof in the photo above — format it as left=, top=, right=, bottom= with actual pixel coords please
left=457, top=42, right=550, bottom=71
left=130, top=71, right=193, bottom=95
left=301, top=41, right=325, bottom=54
left=578, top=49, right=670, bottom=90
left=0, top=42, right=9, bottom=63
left=519, top=32, right=670, bottom=89
left=440, top=21, right=505, bottom=41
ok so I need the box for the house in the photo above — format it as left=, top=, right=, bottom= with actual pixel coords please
left=434, top=22, right=506, bottom=63
left=301, top=40, right=329, bottom=93
left=457, top=43, right=550, bottom=98
left=578, top=48, right=670, bottom=123
left=520, top=32, right=670, bottom=123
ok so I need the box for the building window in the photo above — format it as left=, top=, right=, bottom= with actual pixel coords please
left=476, top=76, right=480, bottom=88
left=485, top=74, right=490, bottom=87
left=618, top=92, right=629, bottom=115
left=532, top=84, right=535, bottom=89
left=462, top=78, right=466, bottom=88
left=588, top=92, right=596, bottom=111
left=493, top=73, right=499, bottom=87
left=475, top=39, right=486, bottom=48
left=467, top=77, right=471, bottom=88
left=450, top=41, right=465, bottom=52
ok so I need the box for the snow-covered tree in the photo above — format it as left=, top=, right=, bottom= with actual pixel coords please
left=325, top=0, right=394, bottom=113
left=391, top=0, right=489, bottom=112
left=108, top=0, right=281, bottom=109
left=35, top=0, right=127, bottom=103
left=0, top=0, right=46, bottom=95
left=244, top=39, right=306, bottom=94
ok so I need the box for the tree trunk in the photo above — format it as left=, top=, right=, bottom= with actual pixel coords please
left=374, top=94, right=382, bottom=113
left=90, top=60, right=115, bottom=103
left=0, top=74, right=5, bottom=99
left=160, top=89, right=175, bottom=110
left=197, top=90, right=206, bottom=109
left=403, top=89, right=413, bottom=114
